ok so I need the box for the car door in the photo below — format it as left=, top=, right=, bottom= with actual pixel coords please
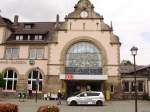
left=77, top=92, right=87, bottom=104
left=86, top=92, right=95, bottom=104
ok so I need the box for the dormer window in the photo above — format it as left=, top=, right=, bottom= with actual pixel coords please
left=25, top=25, right=32, bottom=29
left=34, top=35, right=43, bottom=40
left=16, top=35, right=23, bottom=40
left=24, top=24, right=34, bottom=29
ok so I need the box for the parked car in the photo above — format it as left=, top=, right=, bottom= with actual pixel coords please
left=67, top=91, right=105, bottom=106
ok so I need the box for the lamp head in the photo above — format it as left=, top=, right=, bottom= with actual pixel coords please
left=130, top=46, right=138, bottom=56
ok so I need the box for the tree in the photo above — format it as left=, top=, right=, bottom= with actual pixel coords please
left=121, top=60, right=132, bottom=65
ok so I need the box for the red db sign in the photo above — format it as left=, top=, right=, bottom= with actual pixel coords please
left=65, top=74, right=73, bottom=80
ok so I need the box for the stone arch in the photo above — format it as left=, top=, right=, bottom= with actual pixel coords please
left=60, top=36, right=108, bottom=74
left=25, top=67, right=45, bottom=77
left=2, top=67, right=19, bottom=75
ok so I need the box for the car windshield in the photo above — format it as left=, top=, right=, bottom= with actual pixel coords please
left=73, top=91, right=81, bottom=96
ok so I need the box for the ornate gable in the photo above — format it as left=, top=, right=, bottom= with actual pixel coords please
left=65, top=0, right=103, bottom=19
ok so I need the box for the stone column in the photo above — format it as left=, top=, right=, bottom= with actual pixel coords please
left=16, top=74, right=27, bottom=92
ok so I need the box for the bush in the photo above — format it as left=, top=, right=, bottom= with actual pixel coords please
left=143, top=93, right=150, bottom=100
left=37, top=105, right=59, bottom=112
left=0, top=103, right=18, bottom=112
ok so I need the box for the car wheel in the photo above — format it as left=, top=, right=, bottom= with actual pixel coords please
left=96, top=100, right=103, bottom=106
left=70, top=101, right=77, bottom=106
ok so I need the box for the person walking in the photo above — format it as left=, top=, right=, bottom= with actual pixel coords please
left=57, top=90, right=62, bottom=105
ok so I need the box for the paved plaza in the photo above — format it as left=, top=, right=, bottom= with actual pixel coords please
left=0, top=98, right=150, bottom=112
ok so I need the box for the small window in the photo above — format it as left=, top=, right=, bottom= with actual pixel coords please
left=15, top=35, right=23, bottom=40
left=16, top=35, right=20, bottom=40
left=138, top=81, right=144, bottom=92
left=123, top=81, right=129, bottom=92
left=24, top=25, right=32, bottom=29
left=5, top=48, right=19, bottom=59
left=39, top=35, right=43, bottom=40
left=29, top=48, right=44, bottom=59
left=34, top=35, right=43, bottom=40
left=35, top=35, right=38, bottom=40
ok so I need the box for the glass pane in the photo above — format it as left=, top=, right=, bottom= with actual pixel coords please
left=12, top=48, right=19, bottom=59
left=5, top=48, right=12, bottom=59
left=13, top=80, right=17, bottom=90
left=123, top=82, right=129, bottom=92
left=138, top=82, right=143, bottom=92
left=8, top=70, right=13, bottom=78
left=39, top=81, right=42, bottom=91
left=33, top=71, right=38, bottom=79
left=28, top=73, right=32, bottom=78
left=4, top=72, right=7, bottom=78
left=3, top=80, right=6, bottom=89
left=14, top=72, right=17, bottom=78
left=7, top=80, right=13, bottom=90
left=28, top=81, right=31, bottom=84
left=131, top=82, right=135, bottom=92
left=39, top=73, right=42, bottom=79
left=32, top=81, right=37, bottom=90
left=29, top=49, right=36, bottom=59
left=65, top=42, right=102, bottom=74
left=36, top=48, right=44, bottom=59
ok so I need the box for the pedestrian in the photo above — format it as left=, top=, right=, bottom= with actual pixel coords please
left=57, top=90, right=62, bottom=105
left=28, top=84, right=32, bottom=99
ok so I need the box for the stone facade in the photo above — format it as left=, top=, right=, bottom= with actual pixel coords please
left=0, top=0, right=121, bottom=99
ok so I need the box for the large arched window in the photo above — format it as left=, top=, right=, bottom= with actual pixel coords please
left=3, top=69, right=17, bottom=91
left=65, top=42, right=102, bottom=74
left=28, top=70, right=43, bottom=92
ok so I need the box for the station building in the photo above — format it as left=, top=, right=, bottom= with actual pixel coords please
left=0, top=0, right=121, bottom=98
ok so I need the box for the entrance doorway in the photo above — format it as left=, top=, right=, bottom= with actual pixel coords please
left=66, top=80, right=103, bottom=97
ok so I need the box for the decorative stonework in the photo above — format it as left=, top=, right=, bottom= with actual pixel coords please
left=65, top=0, right=103, bottom=19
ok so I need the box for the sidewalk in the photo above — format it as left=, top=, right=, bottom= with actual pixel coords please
left=1, top=98, right=150, bottom=112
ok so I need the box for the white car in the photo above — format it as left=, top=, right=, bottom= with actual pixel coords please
left=67, top=91, right=105, bottom=106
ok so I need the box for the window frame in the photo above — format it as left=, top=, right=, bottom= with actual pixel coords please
left=28, top=70, right=43, bottom=93
left=3, top=69, right=17, bottom=92
left=4, top=47, right=19, bottom=59
left=29, top=47, right=44, bottom=59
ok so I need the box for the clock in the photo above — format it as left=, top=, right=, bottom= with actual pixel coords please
left=80, top=11, right=88, bottom=18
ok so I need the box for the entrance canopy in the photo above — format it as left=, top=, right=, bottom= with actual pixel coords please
left=59, top=74, right=108, bottom=80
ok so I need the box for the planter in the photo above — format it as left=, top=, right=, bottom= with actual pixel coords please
left=37, top=105, right=59, bottom=112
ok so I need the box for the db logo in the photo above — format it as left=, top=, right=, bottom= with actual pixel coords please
left=65, top=74, right=73, bottom=80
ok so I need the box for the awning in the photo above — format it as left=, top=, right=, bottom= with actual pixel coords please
left=59, top=74, right=108, bottom=80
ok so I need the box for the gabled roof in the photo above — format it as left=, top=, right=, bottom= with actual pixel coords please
left=6, top=22, right=65, bottom=44
left=0, top=15, right=12, bottom=28
left=119, top=65, right=144, bottom=74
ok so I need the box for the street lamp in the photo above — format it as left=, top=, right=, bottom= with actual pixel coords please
left=130, top=46, right=138, bottom=112
left=35, top=67, right=39, bottom=103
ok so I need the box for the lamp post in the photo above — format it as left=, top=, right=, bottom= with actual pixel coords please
left=130, top=46, right=138, bottom=112
left=35, top=67, right=39, bottom=103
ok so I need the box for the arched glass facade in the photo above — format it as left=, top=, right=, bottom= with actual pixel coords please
left=65, top=42, right=102, bottom=74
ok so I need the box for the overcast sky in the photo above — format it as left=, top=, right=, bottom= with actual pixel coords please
left=0, top=0, right=150, bottom=65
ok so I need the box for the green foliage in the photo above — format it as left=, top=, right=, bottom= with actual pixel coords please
left=143, top=93, right=150, bottom=100
left=121, top=60, right=132, bottom=65
left=0, top=72, right=5, bottom=88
